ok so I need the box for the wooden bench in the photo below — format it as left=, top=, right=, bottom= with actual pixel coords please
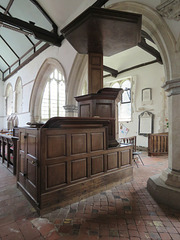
left=148, top=132, right=168, bottom=156
left=0, top=134, right=18, bottom=175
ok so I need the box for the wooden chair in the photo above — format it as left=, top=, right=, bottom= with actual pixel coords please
left=119, top=136, right=144, bottom=167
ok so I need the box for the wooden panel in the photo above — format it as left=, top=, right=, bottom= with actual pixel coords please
left=91, top=69, right=102, bottom=93
left=47, top=162, right=67, bottom=188
left=47, top=135, right=66, bottom=158
left=91, top=132, right=104, bottom=151
left=91, top=55, right=101, bottom=65
left=121, top=150, right=131, bottom=166
left=91, top=155, right=104, bottom=175
left=27, top=156, right=37, bottom=186
left=27, top=134, right=37, bottom=157
left=71, top=134, right=87, bottom=155
left=148, top=133, right=168, bottom=156
left=26, top=179, right=37, bottom=201
left=19, top=131, right=25, bottom=151
left=88, top=53, right=103, bottom=93
left=80, top=104, right=90, bottom=117
left=61, top=7, right=141, bottom=57
left=96, top=103, right=112, bottom=118
left=40, top=167, right=133, bottom=213
left=107, top=152, right=118, bottom=170
left=19, top=152, right=25, bottom=173
left=71, top=158, right=87, bottom=181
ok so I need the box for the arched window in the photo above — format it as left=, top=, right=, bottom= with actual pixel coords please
left=112, top=78, right=131, bottom=122
left=41, top=68, right=65, bottom=122
left=15, top=77, right=22, bottom=113
left=5, top=84, right=13, bottom=116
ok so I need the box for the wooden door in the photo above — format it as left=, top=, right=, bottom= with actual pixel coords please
left=25, top=129, right=38, bottom=201
left=18, top=128, right=39, bottom=202
left=18, top=128, right=26, bottom=188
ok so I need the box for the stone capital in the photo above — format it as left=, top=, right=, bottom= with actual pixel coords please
left=156, top=0, right=180, bottom=21
left=63, top=105, right=78, bottom=112
left=162, top=78, right=180, bottom=96
left=63, top=105, right=78, bottom=117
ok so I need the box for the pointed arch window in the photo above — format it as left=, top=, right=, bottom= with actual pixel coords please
left=112, top=79, right=131, bottom=122
left=41, top=69, right=65, bottom=122
left=15, top=77, right=23, bottom=113
left=6, top=84, right=13, bottom=116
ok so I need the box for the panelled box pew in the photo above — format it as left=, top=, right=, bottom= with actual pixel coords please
left=148, top=132, right=168, bottom=156
left=0, top=133, right=18, bottom=175
left=17, top=117, right=133, bottom=214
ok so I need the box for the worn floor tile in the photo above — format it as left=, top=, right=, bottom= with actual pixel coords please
left=1, top=152, right=180, bottom=239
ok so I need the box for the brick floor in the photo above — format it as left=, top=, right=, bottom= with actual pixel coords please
left=1, top=152, right=180, bottom=239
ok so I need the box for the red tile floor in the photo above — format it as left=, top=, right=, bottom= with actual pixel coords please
left=1, top=152, right=180, bottom=239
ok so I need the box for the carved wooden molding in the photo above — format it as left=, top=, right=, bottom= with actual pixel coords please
left=156, top=0, right=180, bottom=21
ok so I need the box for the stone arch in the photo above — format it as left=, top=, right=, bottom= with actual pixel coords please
left=67, top=1, right=177, bottom=100
left=108, top=1, right=177, bottom=81
left=5, top=83, right=13, bottom=116
left=29, top=58, right=66, bottom=123
left=5, top=83, right=13, bottom=96
left=66, top=54, right=88, bottom=105
left=15, top=77, right=23, bottom=113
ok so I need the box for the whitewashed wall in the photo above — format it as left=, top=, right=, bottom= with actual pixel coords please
left=1, top=40, right=77, bottom=129
left=0, top=80, right=5, bottom=129
left=104, top=62, right=167, bottom=148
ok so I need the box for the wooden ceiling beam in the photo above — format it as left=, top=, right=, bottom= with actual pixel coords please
left=0, top=13, right=64, bottom=47
left=0, top=35, right=19, bottom=59
left=138, top=37, right=163, bottom=64
left=0, top=55, right=10, bottom=67
left=141, top=30, right=154, bottom=43
left=103, top=60, right=158, bottom=78
left=30, top=0, right=58, bottom=34
left=4, top=0, right=14, bottom=15
left=92, top=0, right=109, bottom=7
left=103, top=65, right=118, bottom=78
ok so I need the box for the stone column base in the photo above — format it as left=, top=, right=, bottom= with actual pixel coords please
left=147, top=173, right=180, bottom=210
left=160, top=168, right=180, bottom=187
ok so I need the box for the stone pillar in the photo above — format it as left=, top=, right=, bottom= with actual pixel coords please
left=147, top=78, right=180, bottom=209
left=64, top=105, right=78, bottom=117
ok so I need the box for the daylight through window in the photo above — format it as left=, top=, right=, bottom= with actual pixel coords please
left=112, top=79, right=131, bottom=122
left=41, top=69, right=65, bottom=122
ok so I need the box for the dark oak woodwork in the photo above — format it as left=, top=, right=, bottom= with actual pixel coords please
left=61, top=7, right=142, bottom=56
left=75, top=88, right=123, bottom=147
left=17, top=117, right=133, bottom=214
left=88, top=53, right=103, bottom=93
left=148, top=132, right=168, bottom=156
left=18, top=128, right=39, bottom=203
left=0, top=13, right=63, bottom=47
left=0, top=133, right=18, bottom=175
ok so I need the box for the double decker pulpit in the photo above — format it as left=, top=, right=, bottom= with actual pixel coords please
left=75, top=87, right=123, bottom=147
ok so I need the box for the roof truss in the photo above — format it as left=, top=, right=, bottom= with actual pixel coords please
left=0, top=13, right=64, bottom=47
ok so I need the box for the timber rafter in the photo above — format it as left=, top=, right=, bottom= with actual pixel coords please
left=0, top=13, right=64, bottom=47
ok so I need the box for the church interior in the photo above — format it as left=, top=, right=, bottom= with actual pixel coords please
left=0, top=0, right=180, bottom=239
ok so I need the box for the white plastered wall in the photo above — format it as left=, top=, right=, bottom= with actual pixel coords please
left=0, top=80, right=5, bottom=128
left=104, top=63, right=167, bottom=147
left=1, top=40, right=77, bottom=129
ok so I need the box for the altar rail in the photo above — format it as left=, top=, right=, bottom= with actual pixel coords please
left=148, top=132, right=168, bottom=156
